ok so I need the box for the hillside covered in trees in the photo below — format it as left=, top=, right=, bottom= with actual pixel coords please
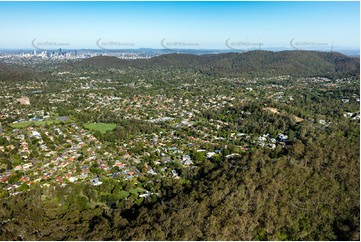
left=66, top=50, right=360, bottom=78
left=0, top=62, right=32, bottom=83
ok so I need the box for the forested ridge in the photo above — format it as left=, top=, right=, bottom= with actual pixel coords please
left=0, top=63, right=32, bottom=83
left=66, top=50, right=360, bottom=78
left=2, top=50, right=360, bottom=81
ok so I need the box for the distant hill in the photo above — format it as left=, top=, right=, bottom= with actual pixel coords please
left=0, top=62, right=31, bottom=82
left=69, top=50, right=360, bottom=78
left=69, top=56, right=128, bottom=70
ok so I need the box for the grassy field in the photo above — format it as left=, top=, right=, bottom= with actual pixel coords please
left=84, top=123, right=116, bottom=134
left=10, top=119, right=71, bottom=128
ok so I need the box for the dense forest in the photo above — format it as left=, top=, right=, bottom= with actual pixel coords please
left=66, top=50, right=360, bottom=78
left=0, top=63, right=32, bottom=83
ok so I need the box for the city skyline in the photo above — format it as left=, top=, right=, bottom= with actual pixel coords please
left=0, top=1, right=359, bottom=50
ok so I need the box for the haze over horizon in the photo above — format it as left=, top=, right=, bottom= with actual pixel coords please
left=0, top=1, right=359, bottom=51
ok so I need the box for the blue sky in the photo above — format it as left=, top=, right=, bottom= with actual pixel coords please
left=0, top=1, right=359, bottom=50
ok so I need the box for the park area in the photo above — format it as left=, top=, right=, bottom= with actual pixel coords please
left=84, top=123, right=116, bottom=134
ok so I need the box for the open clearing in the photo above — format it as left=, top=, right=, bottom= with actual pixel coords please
left=263, top=107, right=280, bottom=114
left=263, top=107, right=304, bottom=123
left=84, top=123, right=116, bottom=134
left=10, top=119, right=72, bottom=128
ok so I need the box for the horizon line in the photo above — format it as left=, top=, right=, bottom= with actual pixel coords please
left=0, top=47, right=359, bottom=51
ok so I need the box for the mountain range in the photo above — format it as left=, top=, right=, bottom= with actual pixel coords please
left=68, top=50, right=360, bottom=78
left=1, top=50, right=359, bottom=79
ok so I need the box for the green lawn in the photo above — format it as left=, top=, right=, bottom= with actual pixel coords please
left=10, top=119, right=71, bottom=128
left=84, top=123, right=116, bottom=134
